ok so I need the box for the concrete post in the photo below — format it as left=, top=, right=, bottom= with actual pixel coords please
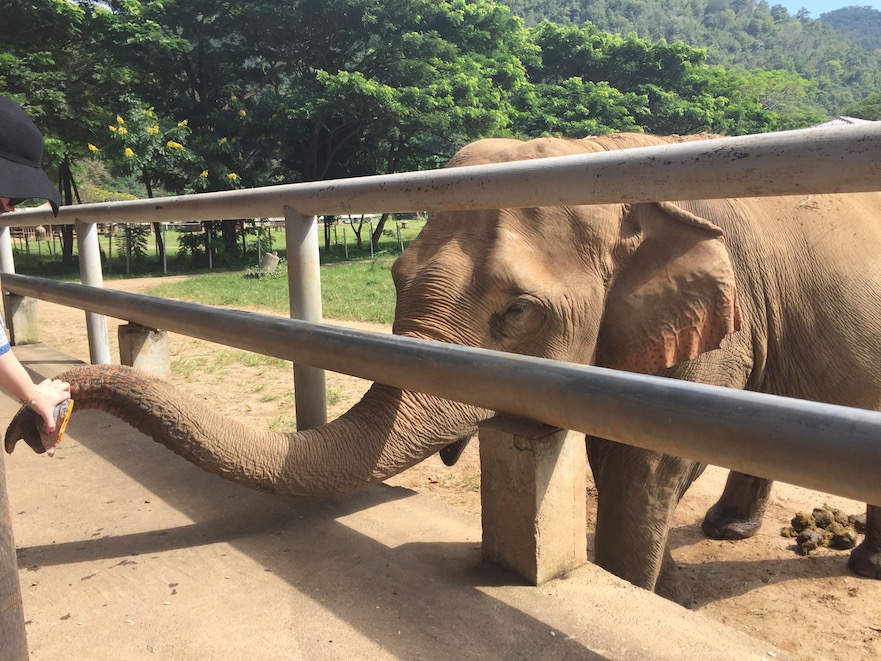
left=0, top=450, right=29, bottom=660
left=284, top=208, right=327, bottom=430
left=118, top=323, right=171, bottom=380
left=479, top=416, right=587, bottom=585
left=75, top=219, right=111, bottom=365
left=3, top=295, right=38, bottom=346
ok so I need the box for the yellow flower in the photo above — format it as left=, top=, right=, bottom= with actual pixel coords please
left=145, top=107, right=155, bottom=117
left=239, top=109, right=246, bottom=117
left=88, top=143, right=99, bottom=153
left=231, top=94, right=238, bottom=101
left=200, top=170, right=209, bottom=178
left=124, top=147, right=135, bottom=158
left=116, top=115, right=125, bottom=124
left=227, top=173, right=239, bottom=181
left=117, top=126, right=128, bottom=135
left=146, top=125, right=160, bottom=134
left=166, top=140, right=185, bottom=150
left=178, top=119, right=188, bottom=127
left=218, top=136, right=228, bottom=145
left=108, top=125, right=117, bottom=132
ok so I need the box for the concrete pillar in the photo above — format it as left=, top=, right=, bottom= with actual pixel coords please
left=3, top=294, right=38, bottom=346
left=479, top=416, right=587, bottom=585
left=0, top=450, right=29, bottom=660
left=118, top=323, right=171, bottom=380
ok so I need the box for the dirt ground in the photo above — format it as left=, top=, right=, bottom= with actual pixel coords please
left=29, top=275, right=881, bottom=660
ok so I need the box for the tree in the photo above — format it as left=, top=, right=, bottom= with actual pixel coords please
left=841, top=92, right=881, bottom=121
left=1, top=0, right=136, bottom=265
left=97, top=100, right=199, bottom=264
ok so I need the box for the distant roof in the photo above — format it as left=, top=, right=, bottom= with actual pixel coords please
left=811, top=116, right=873, bottom=127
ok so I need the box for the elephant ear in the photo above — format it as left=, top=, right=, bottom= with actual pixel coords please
left=597, top=201, right=741, bottom=375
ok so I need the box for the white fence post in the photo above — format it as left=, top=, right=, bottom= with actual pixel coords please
left=75, top=218, right=111, bottom=364
left=0, top=227, right=15, bottom=275
left=284, top=208, right=327, bottom=430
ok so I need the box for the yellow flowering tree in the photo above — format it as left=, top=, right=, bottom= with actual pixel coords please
left=99, top=102, right=200, bottom=265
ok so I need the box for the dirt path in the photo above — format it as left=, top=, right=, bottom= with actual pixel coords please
left=32, top=275, right=881, bottom=660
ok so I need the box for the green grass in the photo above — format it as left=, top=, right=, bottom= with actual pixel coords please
left=145, top=257, right=398, bottom=325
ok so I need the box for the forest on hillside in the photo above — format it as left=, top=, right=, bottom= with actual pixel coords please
left=2, top=0, right=878, bottom=259
left=501, top=1, right=881, bottom=115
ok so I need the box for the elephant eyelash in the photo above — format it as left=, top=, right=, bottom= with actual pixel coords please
left=489, top=297, right=537, bottom=341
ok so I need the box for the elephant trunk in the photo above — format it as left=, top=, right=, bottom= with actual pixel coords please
left=5, top=365, right=485, bottom=496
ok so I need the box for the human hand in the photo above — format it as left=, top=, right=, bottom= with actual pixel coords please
left=25, top=378, right=72, bottom=456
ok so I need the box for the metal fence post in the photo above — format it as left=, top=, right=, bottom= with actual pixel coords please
left=75, top=219, right=111, bottom=365
left=284, top=208, right=327, bottom=430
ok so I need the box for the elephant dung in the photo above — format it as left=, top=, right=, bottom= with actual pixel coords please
left=780, top=504, right=861, bottom=555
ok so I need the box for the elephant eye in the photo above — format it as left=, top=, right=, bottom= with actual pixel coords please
left=490, top=299, right=532, bottom=341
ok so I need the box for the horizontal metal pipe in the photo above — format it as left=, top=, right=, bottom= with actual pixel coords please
left=5, top=274, right=880, bottom=506
left=4, top=124, right=880, bottom=228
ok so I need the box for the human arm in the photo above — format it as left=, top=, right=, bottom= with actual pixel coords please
left=0, top=349, right=70, bottom=456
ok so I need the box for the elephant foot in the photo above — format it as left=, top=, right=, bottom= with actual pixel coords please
left=848, top=504, right=881, bottom=579
left=702, top=472, right=773, bottom=540
left=702, top=503, right=765, bottom=540
left=655, top=548, right=694, bottom=607
left=848, top=542, right=881, bottom=579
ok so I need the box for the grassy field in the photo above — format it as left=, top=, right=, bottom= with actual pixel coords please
left=145, top=257, right=399, bottom=325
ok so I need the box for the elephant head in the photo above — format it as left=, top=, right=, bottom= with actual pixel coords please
left=5, top=134, right=741, bottom=591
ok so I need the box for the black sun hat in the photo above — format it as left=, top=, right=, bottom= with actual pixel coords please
left=0, top=95, right=61, bottom=215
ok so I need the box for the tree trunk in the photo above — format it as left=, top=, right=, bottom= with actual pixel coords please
left=58, top=158, right=76, bottom=267
left=370, top=212, right=390, bottom=250
left=221, top=221, right=238, bottom=254
left=142, top=170, right=165, bottom=265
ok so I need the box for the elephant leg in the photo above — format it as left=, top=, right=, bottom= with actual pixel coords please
left=587, top=436, right=704, bottom=606
left=848, top=504, right=881, bottom=579
left=702, top=472, right=773, bottom=540
left=655, top=546, right=693, bottom=607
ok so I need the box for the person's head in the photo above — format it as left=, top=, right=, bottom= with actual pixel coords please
left=0, top=95, right=61, bottom=216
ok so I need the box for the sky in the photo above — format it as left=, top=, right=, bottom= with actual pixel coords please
left=773, top=1, right=881, bottom=18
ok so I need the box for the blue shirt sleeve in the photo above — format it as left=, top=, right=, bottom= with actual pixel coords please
left=0, top=319, right=10, bottom=355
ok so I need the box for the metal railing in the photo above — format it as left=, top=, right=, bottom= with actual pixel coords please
left=2, top=124, right=881, bottom=505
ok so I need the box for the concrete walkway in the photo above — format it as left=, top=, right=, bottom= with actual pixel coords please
left=3, top=344, right=780, bottom=660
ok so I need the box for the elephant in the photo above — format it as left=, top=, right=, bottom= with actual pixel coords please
left=6, top=132, right=881, bottom=603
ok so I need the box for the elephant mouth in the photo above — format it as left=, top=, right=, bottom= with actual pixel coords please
left=439, top=435, right=474, bottom=466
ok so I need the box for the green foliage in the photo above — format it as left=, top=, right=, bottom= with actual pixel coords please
left=500, top=0, right=881, bottom=118
left=841, top=92, right=881, bottom=121
left=516, top=21, right=819, bottom=136
left=4, top=0, right=869, bottom=221
left=116, top=224, right=151, bottom=264
left=98, top=100, right=199, bottom=196
left=821, top=6, right=881, bottom=51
